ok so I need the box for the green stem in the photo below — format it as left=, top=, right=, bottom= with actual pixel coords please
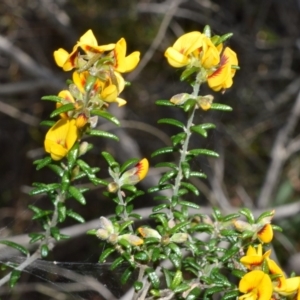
left=117, top=189, right=134, bottom=232
left=170, top=81, right=201, bottom=217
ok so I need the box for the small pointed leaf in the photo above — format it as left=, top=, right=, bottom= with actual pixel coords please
left=9, top=270, right=21, bottom=288
left=151, top=147, right=174, bottom=158
left=210, top=103, right=232, bottom=111
left=0, top=241, right=29, bottom=256
left=90, top=109, right=120, bottom=126
left=41, top=95, right=65, bottom=102
left=88, top=130, right=119, bottom=141
left=33, top=156, right=52, bottom=170
left=68, top=186, right=86, bottom=205
left=158, top=118, right=184, bottom=129
left=99, top=248, right=115, bottom=263
left=155, top=99, right=174, bottom=106
left=50, top=103, right=75, bottom=118
left=66, top=210, right=85, bottom=223
left=188, top=149, right=219, bottom=158
left=40, top=120, right=56, bottom=127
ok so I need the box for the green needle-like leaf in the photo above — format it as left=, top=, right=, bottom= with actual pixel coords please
left=90, top=109, right=120, bottom=126
left=151, top=147, right=174, bottom=158
left=158, top=118, right=185, bottom=129
left=155, top=99, right=174, bottom=106
left=0, top=241, right=29, bottom=256
left=68, top=186, right=86, bottom=205
left=88, top=130, right=119, bottom=141
left=210, top=103, right=232, bottom=111
left=50, top=103, right=75, bottom=118
left=41, top=95, right=65, bottom=102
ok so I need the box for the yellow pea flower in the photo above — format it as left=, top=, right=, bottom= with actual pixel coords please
left=239, top=270, right=272, bottom=300
left=207, top=46, right=238, bottom=91
left=164, top=31, right=203, bottom=68
left=200, top=36, right=220, bottom=69
left=113, top=38, right=140, bottom=73
left=72, top=71, right=126, bottom=107
left=44, top=119, right=78, bottom=160
left=79, top=29, right=115, bottom=56
left=54, top=45, right=79, bottom=71
left=275, top=276, right=300, bottom=299
left=240, top=244, right=286, bottom=290
left=240, top=244, right=271, bottom=269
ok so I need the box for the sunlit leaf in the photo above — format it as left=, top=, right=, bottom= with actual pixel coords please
left=90, top=109, right=120, bottom=126
left=50, top=103, right=75, bottom=118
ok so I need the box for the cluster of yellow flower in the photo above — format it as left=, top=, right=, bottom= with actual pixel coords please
left=239, top=243, right=300, bottom=300
left=44, top=30, right=140, bottom=160
left=164, top=31, right=238, bottom=92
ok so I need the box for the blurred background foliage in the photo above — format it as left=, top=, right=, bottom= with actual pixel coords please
left=1, top=0, right=300, bottom=298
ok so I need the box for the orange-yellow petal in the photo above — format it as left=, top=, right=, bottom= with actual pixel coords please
left=207, top=47, right=238, bottom=91
left=275, top=277, right=300, bottom=296
left=53, top=45, right=79, bottom=71
left=257, top=224, right=273, bottom=243
left=101, top=85, right=118, bottom=102
left=75, top=113, right=88, bottom=128
left=44, top=119, right=78, bottom=160
left=164, top=47, right=190, bottom=68
left=114, top=38, right=140, bottom=73
left=164, top=31, right=203, bottom=68
left=239, top=270, right=272, bottom=300
left=267, top=259, right=286, bottom=289
left=79, top=29, right=115, bottom=54
left=136, top=158, right=149, bottom=181
left=201, top=36, right=220, bottom=69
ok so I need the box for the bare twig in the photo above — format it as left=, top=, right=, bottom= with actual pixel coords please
left=127, top=0, right=185, bottom=81
left=257, top=91, right=300, bottom=208
left=0, top=100, right=40, bottom=126
left=0, top=35, right=63, bottom=90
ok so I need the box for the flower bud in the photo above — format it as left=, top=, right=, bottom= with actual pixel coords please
left=75, top=113, right=88, bottom=128
left=96, top=228, right=109, bottom=240
left=118, top=234, right=143, bottom=246
left=99, top=216, right=114, bottom=235
left=79, top=141, right=89, bottom=156
left=107, top=182, right=119, bottom=193
left=170, top=233, right=188, bottom=243
left=170, top=93, right=191, bottom=105
left=138, top=227, right=161, bottom=239
left=196, top=95, right=214, bottom=110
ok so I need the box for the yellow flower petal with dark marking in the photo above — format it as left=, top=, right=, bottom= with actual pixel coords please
left=275, top=277, right=300, bottom=297
left=44, top=119, right=78, bottom=160
left=164, top=31, right=203, bottom=68
left=239, top=270, right=272, bottom=300
left=207, top=47, right=238, bottom=92
left=79, top=29, right=115, bottom=55
left=54, top=45, right=79, bottom=71
left=267, top=259, right=286, bottom=290
left=113, top=38, right=140, bottom=73
left=257, top=223, right=273, bottom=243
left=136, top=158, right=149, bottom=181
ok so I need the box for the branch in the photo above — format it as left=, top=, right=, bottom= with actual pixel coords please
left=257, top=91, right=300, bottom=208
left=127, top=0, right=185, bottom=81
left=0, top=35, right=63, bottom=90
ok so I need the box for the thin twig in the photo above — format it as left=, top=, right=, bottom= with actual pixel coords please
left=257, top=91, right=300, bottom=208
left=0, top=35, right=63, bottom=90
left=0, top=100, right=40, bottom=126
left=127, top=0, right=185, bottom=81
